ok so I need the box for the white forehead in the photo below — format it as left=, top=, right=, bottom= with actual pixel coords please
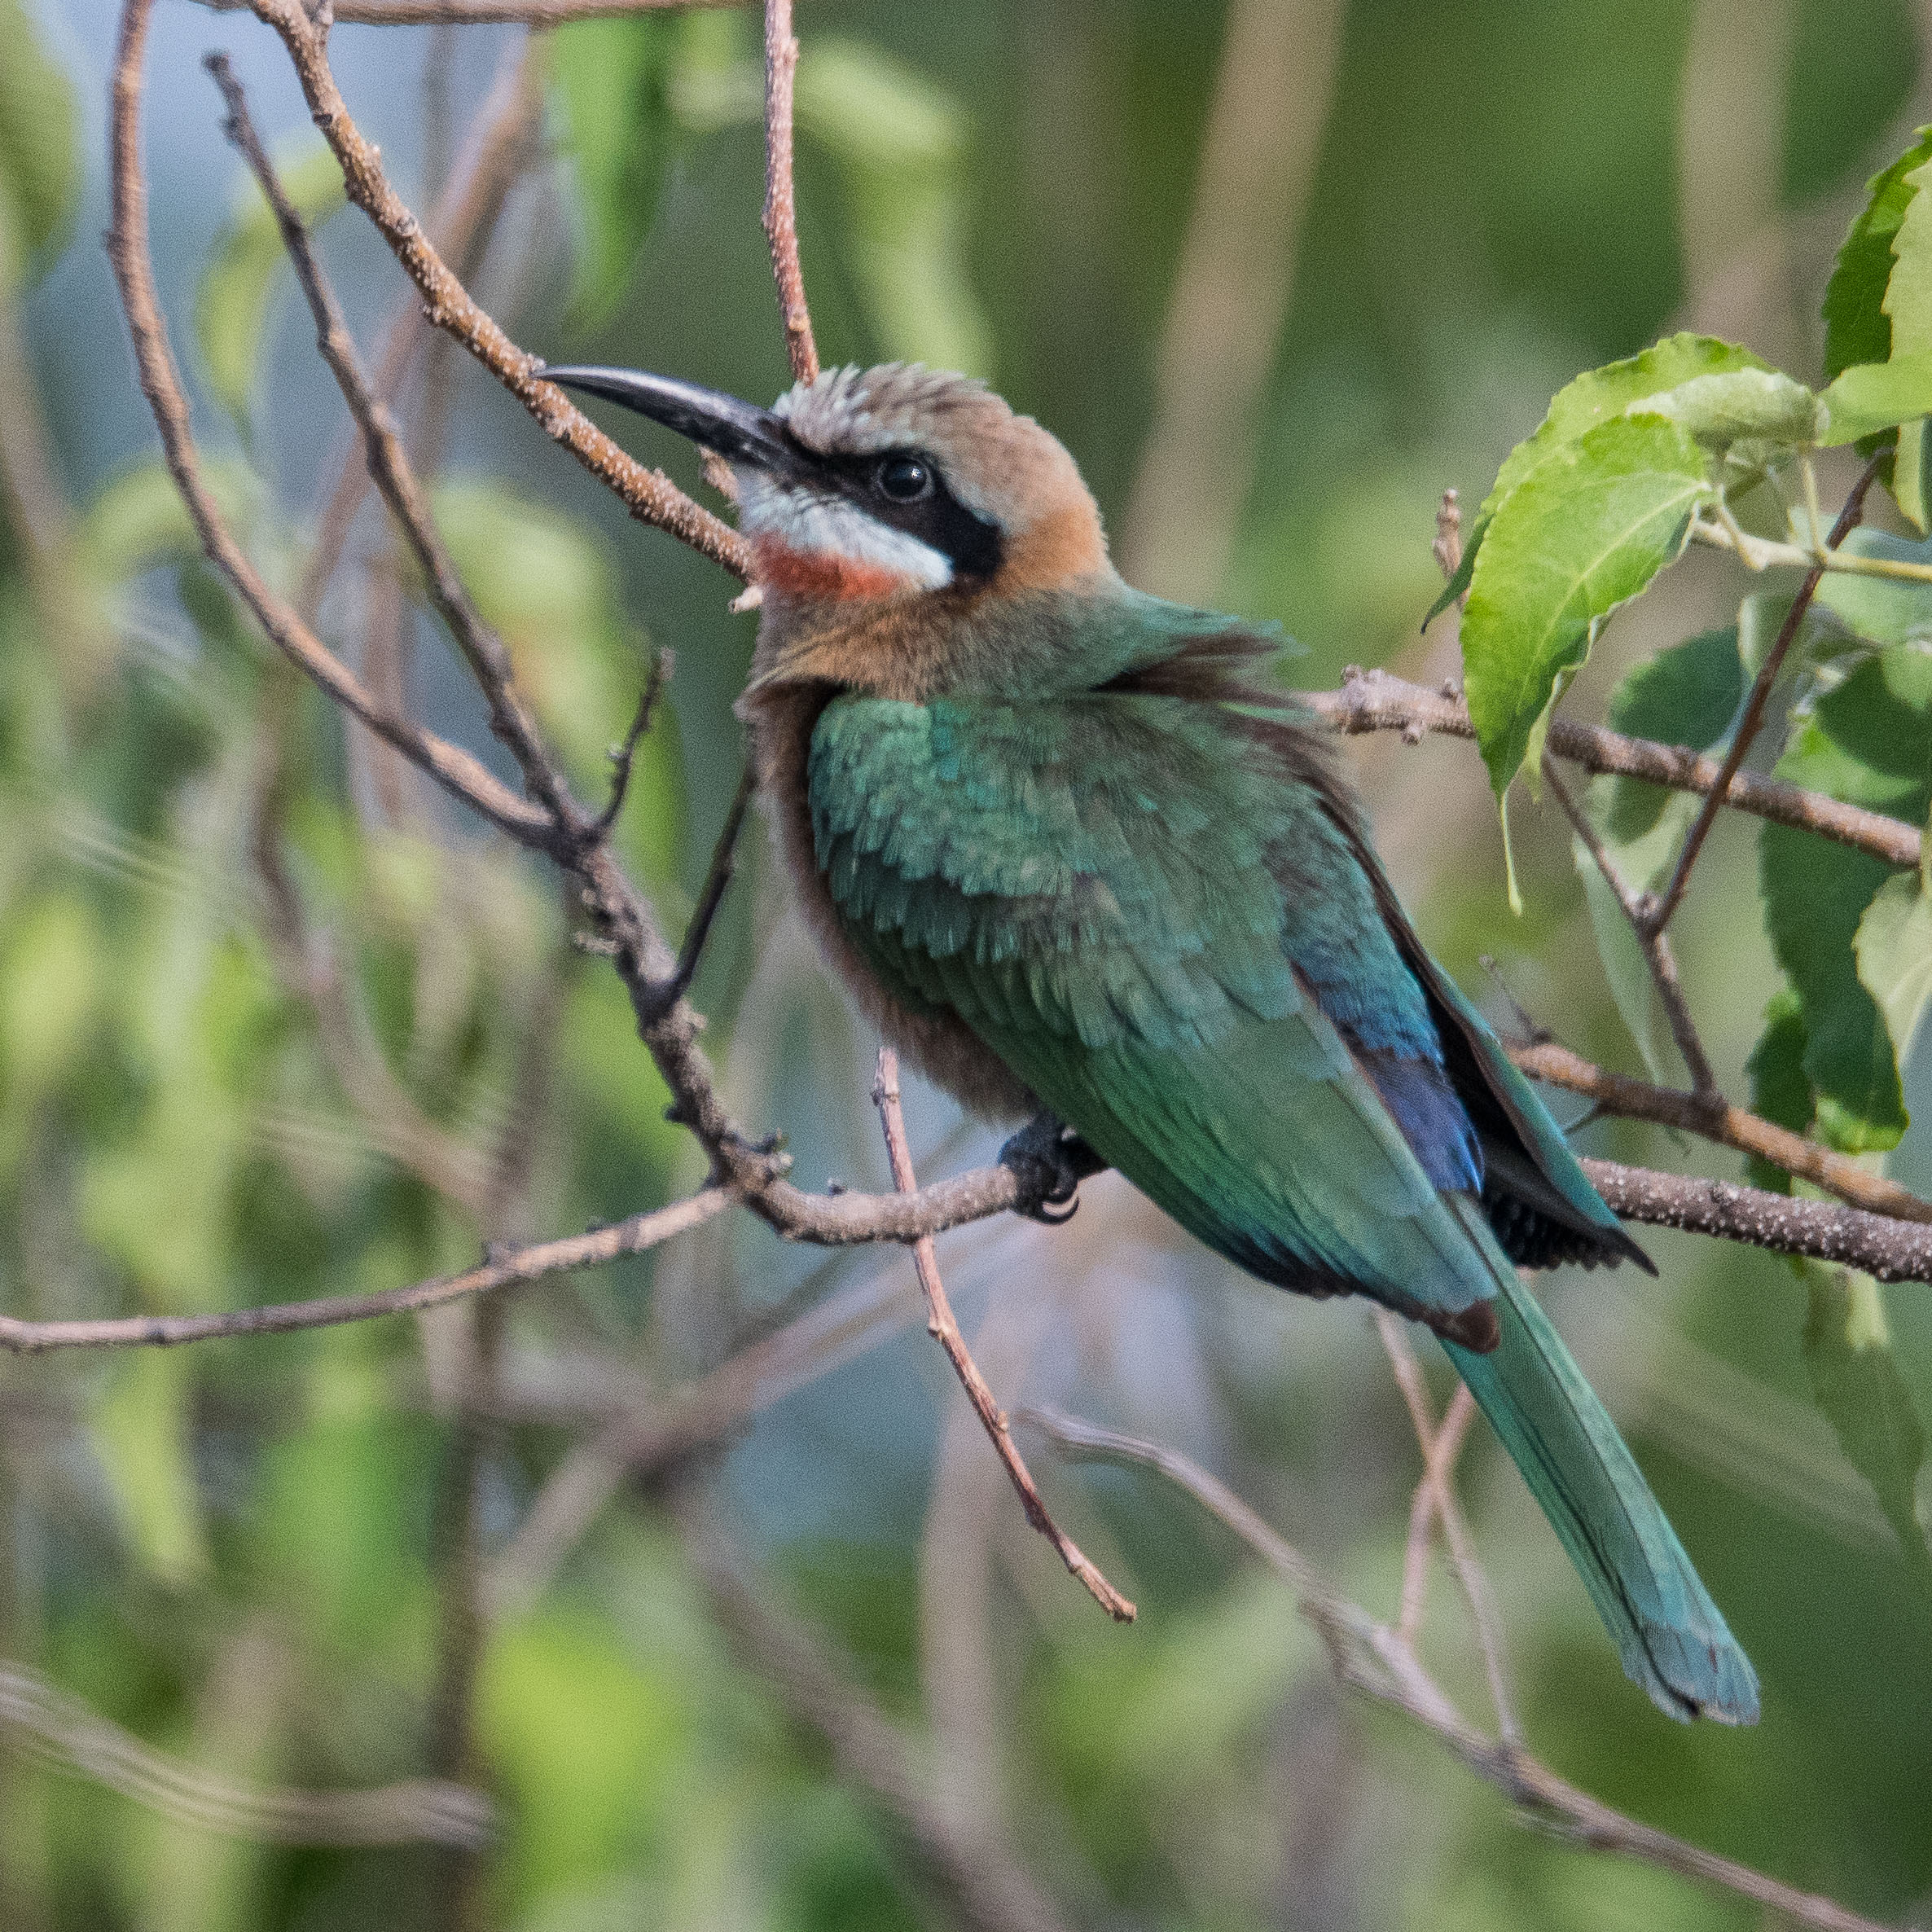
left=772, top=363, right=1016, bottom=523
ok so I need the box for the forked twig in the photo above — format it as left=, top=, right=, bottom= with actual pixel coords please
left=589, top=650, right=673, bottom=844
left=665, top=766, right=758, bottom=1006
left=1025, top=1408, right=1898, bottom=1932
left=872, top=1050, right=1135, bottom=1622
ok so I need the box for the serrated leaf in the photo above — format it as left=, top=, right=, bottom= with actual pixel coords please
left=1820, top=353, right=1932, bottom=446
left=194, top=140, right=345, bottom=422
left=551, top=16, right=684, bottom=330
left=1814, top=527, right=1932, bottom=646
left=1745, top=988, right=1814, bottom=1192
left=1440, top=336, right=1767, bottom=608
left=0, top=0, right=81, bottom=292
left=1805, top=1270, right=1930, bottom=1574
left=1462, top=414, right=1711, bottom=798
left=1856, top=869, right=1932, bottom=1074
left=1627, top=367, right=1822, bottom=450
left=1823, top=125, right=1932, bottom=381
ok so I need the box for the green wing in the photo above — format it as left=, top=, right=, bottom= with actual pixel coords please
left=810, top=691, right=1506, bottom=1333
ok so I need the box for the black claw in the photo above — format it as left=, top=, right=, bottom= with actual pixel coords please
left=999, top=1112, right=1104, bottom=1225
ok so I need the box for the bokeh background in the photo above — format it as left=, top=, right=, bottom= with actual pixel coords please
left=2, top=0, right=1931, bottom=1926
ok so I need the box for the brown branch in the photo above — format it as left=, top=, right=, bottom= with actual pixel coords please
left=1542, top=756, right=1719, bottom=1096
left=872, top=1050, right=1135, bottom=1622
left=106, top=3, right=553, bottom=847
left=247, top=0, right=754, bottom=582
left=1581, top=1159, right=1932, bottom=1282
left=0, top=1190, right=733, bottom=1356
left=762, top=0, right=819, bottom=384
left=298, top=35, right=543, bottom=625
left=0, top=1661, right=490, bottom=1848
left=1025, top=1410, right=1899, bottom=1932
left=1513, top=1041, right=1932, bottom=1225
left=202, top=0, right=744, bottom=25
left=588, top=651, right=672, bottom=843
left=209, top=53, right=583, bottom=831
left=1307, top=669, right=1923, bottom=872
left=1644, top=453, right=1888, bottom=937
left=668, top=764, right=757, bottom=1001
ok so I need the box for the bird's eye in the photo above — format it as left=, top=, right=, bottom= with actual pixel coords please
left=876, top=455, right=933, bottom=502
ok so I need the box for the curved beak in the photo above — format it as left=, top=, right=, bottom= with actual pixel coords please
left=539, top=365, right=811, bottom=482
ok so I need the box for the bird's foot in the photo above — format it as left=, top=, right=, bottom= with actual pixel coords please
left=999, top=1113, right=1105, bottom=1224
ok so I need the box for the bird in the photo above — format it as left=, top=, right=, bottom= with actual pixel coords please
left=541, top=358, right=1759, bottom=1725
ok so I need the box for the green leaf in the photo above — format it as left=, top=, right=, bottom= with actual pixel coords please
left=551, top=16, right=685, bottom=330
left=1462, top=414, right=1711, bottom=798
left=91, top=1352, right=209, bottom=1587
left=1439, top=335, right=1767, bottom=608
left=1820, top=353, right=1932, bottom=446
left=1804, top=1270, right=1930, bottom=1575
left=193, top=140, right=345, bottom=422
left=1856, top=867, right=1932, bottom=1076
left=795, top=40, right=990, bottom=374
left=1814, top=527, right=1932, bottom=647
left=0, top=0, right=81, bottom=292
left=1745, top=988, right=1814, bottom=1192
left=1823, top=125, right=1932, bottom=381
left=1761, top=646, right=1932, bottom=1151
left=1895, top=417, right=1931, bottom=533
left=1627, top=367, right=1822, bottom=450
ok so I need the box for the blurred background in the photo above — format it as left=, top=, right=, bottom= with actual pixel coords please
left=2, top=0, right=1931, bottom=1925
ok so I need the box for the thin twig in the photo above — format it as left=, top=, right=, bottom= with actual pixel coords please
left=1025, top=1410, right=1898, bottom=1932
left=202, top=0, right=744, bottom=27
left=1307, top=670, right=1922, bottom=870
left=1542, top=756, right=1719, bottom=1096
left=247, top=0, right=754, bottom=582
left=872, top=1050, right=1135, bottom=1622
left=589, top=651, right=672, bottom=844
left=665, top=765, right=757, bottom=1005
left=105, top=6, right=552, bottom=845
left=1688, top=515, right=1932, bottom=584
left=209, top=53, right=583, bottom=832
left=1513, top=1040, right=1932, bottom=1224
left=761, top=0, right=819, bottom=384
left=298, top=35, right=544, bottom=625
left=0, top=1662, right=490, bottom=1848
left=0, top=1191, right=733, bottom=1355
left=1645, top=453, right=1888, bottom=937
left=1374, top=1315, right=1516, bottom=1741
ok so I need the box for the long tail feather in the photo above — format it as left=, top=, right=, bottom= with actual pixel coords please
left=1441, top=1237, right=1759, bottom=1723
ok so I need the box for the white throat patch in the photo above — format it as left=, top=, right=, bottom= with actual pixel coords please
left=734, top=472, right=954, bottom=590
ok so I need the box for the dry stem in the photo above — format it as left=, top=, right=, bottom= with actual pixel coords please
left=872, top=1051, right=1135, bottom=1622
left=762, top=0, right=819, bottom=384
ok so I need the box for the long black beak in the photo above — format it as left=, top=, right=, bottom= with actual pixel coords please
left=540, top=365, right=810, bottom=481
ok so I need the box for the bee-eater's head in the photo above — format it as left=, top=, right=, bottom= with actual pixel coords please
left=542, top=362, right=1113, bottom=622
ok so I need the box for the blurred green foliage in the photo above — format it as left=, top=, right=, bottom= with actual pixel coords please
left=2, top=2, right=1932, bottom=1930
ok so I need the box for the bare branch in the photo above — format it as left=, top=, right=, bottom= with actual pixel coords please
left=589, top=650, right=672, bottom=844
left=0, top=1660, right=490, bottom=1848
left=1581, top=1158, right=1932, bottom=1282
left=872, top=1051, right=1135, bottom=1622
left=1644, top=451, right=1888, bottom=937
left=106, top=4, right=552, bottom=847
left=1542, top=756, right=1719, bottom=1096
left=247, top=0, right=754, bottom=582
left=0, top=1190, right=733, bottom=1356
left=762, top=0, right=819, bottom=384
left=208, top=53, right=584, bottom=832
left=668, top=764, right=757, bottom=1001
left=201, top=0, right=745, bottom=33
left=1307, top=669, right=1923, bottom=872
left=1513, top=1041, right=1932, bottom=1225
left=1025, top=1410, right=1898, bottom=1932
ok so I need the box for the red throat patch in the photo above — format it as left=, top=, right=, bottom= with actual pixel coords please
left=753, top=537, right=913, bottom=603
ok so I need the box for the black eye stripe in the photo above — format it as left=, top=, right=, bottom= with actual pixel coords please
left=810, top=446, right=1005, bottom=582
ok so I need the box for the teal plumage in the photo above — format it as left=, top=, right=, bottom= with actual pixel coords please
left=541, top=358, right=1759, bottom=1727
left=806, top=593, right=1759, bottom=1724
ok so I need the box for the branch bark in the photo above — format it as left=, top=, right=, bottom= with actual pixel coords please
left=761, top=0, right=819, bottom=384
